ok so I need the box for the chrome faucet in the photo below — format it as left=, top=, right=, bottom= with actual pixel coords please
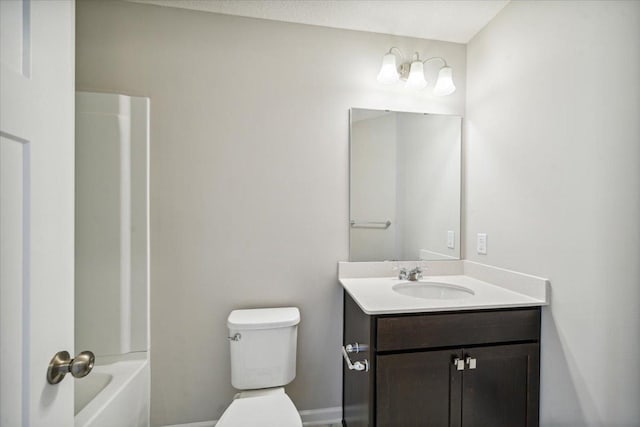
left=408, top=267, right=423, bottom=281
left=398, top=266, right=424, bottom=281
left=395, top=261, right=427, bottom=281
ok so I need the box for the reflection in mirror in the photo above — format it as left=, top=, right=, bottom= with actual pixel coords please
left=75, top=92, right=149, bottom=359
left=350, top=108, right=461, bottom=262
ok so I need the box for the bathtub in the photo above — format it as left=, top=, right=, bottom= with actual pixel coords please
left=75, top=353, right=149, bottom=427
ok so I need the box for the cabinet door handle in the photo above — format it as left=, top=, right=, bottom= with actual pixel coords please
left=465, top=357, right=477, bottom=369
left=453, top=357, right=465, bottom=371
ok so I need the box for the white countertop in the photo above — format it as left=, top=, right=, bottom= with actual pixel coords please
left=340, top=269, right=549, bottom=315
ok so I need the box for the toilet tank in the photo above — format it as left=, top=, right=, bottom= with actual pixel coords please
left=227, top=307, right=300, bottom=390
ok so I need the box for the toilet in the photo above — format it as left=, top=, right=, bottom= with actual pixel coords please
left=217, top=307, right=303, bottom=427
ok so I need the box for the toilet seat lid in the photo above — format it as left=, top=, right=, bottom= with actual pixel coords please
left=216, top=388, right=302, bottom=427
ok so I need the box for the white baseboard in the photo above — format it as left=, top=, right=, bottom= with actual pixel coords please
left=162, top=406, right=342, bottom=427
left=163, top=422, right=216, bottom=427
left=164, top=421, right=217, bottom=427
left=300, top=406, right=342, bottom=425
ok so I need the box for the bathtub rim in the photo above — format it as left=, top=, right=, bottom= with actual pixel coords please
left=75, top=352, right=149, bottom=427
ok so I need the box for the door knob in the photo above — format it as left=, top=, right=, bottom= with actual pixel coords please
left=47, top=350, right=95, bottom=385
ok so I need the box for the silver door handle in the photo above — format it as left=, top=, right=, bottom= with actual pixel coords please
left=47, top=350, right=95, bottom=384
left=466, top=357, right=477, bottom=369
left=453, top=357, right=465, bottom=371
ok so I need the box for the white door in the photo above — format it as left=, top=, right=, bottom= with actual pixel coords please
left=1, top=0, right=76, bottom=426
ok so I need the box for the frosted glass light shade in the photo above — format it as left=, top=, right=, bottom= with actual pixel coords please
left=405, top=61, right=427, bottom=90
left=377, top=53, right=400, bottom=84
left=433, top=66, right=456, bottom=96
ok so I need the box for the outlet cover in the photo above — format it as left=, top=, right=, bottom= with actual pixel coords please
left=477, top=233, right=487, bottom=254
left=447, top=231, right=455, bottom=249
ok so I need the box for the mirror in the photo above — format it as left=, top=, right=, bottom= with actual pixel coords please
left=349, top=108, right=461, bottom=262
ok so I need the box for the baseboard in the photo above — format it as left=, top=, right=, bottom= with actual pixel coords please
left=163, top=422, right=216, bottom=427
left=300, top=406, right=342, bottom=425
left=162, top=406, right=342, bottom=427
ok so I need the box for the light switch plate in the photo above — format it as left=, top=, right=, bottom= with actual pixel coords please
left=477, top=233, right=487, bottom=254
left=447, top=231, right=455, bottom=249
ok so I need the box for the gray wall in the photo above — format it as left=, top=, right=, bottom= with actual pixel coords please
left=75, top=1, right=466, bottom=425
left=466, top=1, right=640, bottom=425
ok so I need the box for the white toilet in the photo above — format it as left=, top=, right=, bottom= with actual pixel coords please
left=217, top=307, right=303, bottom=427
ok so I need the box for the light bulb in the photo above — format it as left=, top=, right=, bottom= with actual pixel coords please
left=433, top=66, right=456, bottom=96
left=377, top=53, right=400, bottom=84
left=405, top=61, right=427, bottom=90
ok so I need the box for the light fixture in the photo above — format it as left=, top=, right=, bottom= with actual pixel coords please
left=377, top=52, right=400, bottom=84
left=433, top=66, right=456, bottom=96
left=405, top=56, right=427, bottom=90
left=376, top=47, right=456, bottom=96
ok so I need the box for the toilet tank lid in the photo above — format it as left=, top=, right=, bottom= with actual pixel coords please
left=228, top=307, right=300, bottom=330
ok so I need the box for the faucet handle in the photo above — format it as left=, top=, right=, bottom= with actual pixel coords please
left=408, top=267, right=423, bottom=281
left=391, top=261, right=409, bottom=280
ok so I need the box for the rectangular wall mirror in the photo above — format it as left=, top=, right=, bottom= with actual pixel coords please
left=349, top=108, right=462, bottom=262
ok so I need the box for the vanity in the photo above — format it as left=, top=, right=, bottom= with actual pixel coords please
left=340, top=265, right=548, bottom=427
left=344, top=109, right=549, bottom=426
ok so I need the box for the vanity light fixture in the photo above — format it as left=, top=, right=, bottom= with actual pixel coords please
left=376, top=47, right=456, bottom=96
left=377, top=51, right=401, bottom=84
left=405, top=59, right=427, bottom=90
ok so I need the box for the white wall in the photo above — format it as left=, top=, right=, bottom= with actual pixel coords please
left=75, top=1, right=466, bottom=425
left=466, top=1, right=640, bottom=425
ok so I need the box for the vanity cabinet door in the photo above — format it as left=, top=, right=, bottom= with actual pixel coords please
left=376, top=350, right=463, bottom=427
left=461, top=343, right=539, bottom=427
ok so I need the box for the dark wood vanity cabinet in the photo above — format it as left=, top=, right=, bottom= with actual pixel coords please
left=342, top=292, right=541, bottom=427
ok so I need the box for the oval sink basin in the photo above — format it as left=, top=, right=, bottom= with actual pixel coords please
left=392, top=281, right=475, bottom=300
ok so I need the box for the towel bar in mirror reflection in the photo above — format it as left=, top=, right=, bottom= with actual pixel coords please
left=350, top=220, right=392, bottom=229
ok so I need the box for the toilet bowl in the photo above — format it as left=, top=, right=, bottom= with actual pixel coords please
left=217, top=307, right=302, bottom=426
left=216, top=388, right=302, bottom=427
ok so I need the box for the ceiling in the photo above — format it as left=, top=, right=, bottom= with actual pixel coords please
left=127, top=0, right=510, bottom=44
